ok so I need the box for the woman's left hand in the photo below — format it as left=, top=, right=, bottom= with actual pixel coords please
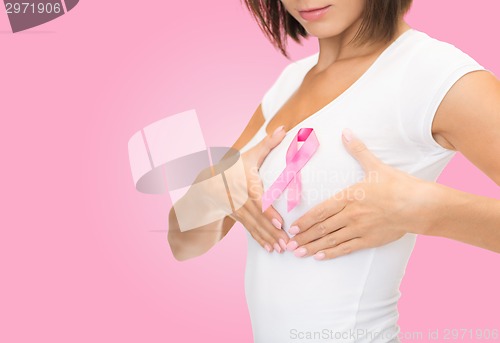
left=286, top=128, right=440, bottom=261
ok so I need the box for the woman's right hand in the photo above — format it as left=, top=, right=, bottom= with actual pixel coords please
left=228, top=125, right=289, bottom=253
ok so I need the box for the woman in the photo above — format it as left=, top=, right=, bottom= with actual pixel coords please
left=168, top=0, right=500, bottom=342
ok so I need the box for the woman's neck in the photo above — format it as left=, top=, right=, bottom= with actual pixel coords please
left=315, top=18, right=411, bottom=72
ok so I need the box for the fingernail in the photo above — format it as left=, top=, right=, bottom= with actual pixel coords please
left=264, top=244, right=272, bottom=253
left=272, top=125, right=285, bottom=136
left=342, top=128, right=353, bottom=142
left=273, top=243, right=282, bottom=253
left=294, top=247, right=307, bottom=257
left=314, top=252, right=326, bottom=260
left=289, top=225, right=300, bottom=235
left=286, top=240, right=298, bottom=251
left=279, top=238, right=287, bottom=251
left=271, top=218, right=282, bottom=229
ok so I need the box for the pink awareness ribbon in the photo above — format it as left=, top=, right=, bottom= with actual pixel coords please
left=261, top=127, right=319, bottom=213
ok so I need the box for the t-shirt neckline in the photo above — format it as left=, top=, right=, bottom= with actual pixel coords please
left=264, top=27, right=416, bottom=136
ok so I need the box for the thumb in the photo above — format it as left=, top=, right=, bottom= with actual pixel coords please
left=255, top=125, right=286, bottom=167
left=341, top=128, right=382, bottom=173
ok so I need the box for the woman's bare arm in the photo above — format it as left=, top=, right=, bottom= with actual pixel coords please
left=167, top=104, right=266, bottom=261
left=284, top=70, right=500, bottom=260
left=422, top=69, right=500, bottom=251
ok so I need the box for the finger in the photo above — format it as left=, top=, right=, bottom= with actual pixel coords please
left=341, top=128, right=383, bottom=174
left=263, top=205, right=284, bottom=230
left=262, top=205, right=287, bottom=251
left=290, top=187, right=349, bottom=234
left=236, top=206, right=274, bottom=253
left=247, top=201, right=288, bottom=253
left=255, top=125, right=286, bottom=167
left=293, top=225, right=360, bottom=258
left=291, top=210, right=349, bottom=247
left=313, top=238, right=368, bottom=261
left=255, top=217, right=287, bottom=253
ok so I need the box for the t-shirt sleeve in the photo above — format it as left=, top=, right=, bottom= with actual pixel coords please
left=399, top=39, right=489, bottom=153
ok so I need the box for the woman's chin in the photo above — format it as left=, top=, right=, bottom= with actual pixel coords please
left=305, top=30, right=333, bottom=39
left=302, top=25, right=343, bottom=39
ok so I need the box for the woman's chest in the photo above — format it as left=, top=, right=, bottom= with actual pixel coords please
left=257, top=101, right=422, bottom=221
left=264, top=57, right=384, bottom=137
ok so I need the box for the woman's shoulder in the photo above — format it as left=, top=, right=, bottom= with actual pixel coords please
left=261, top=52, right=318, bottom=119
left=270, top=52, right=318, bottom=84
left=397, top=29, right=489, bottom=152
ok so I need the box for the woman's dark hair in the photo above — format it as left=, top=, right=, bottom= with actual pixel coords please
left=241, top=0, right=414, bottom=59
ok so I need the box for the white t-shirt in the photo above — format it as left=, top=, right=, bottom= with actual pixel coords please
left=238, top=28, right=488, bottom=343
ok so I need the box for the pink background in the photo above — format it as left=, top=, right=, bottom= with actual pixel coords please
left=1, top=1, right=499, bottom=342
